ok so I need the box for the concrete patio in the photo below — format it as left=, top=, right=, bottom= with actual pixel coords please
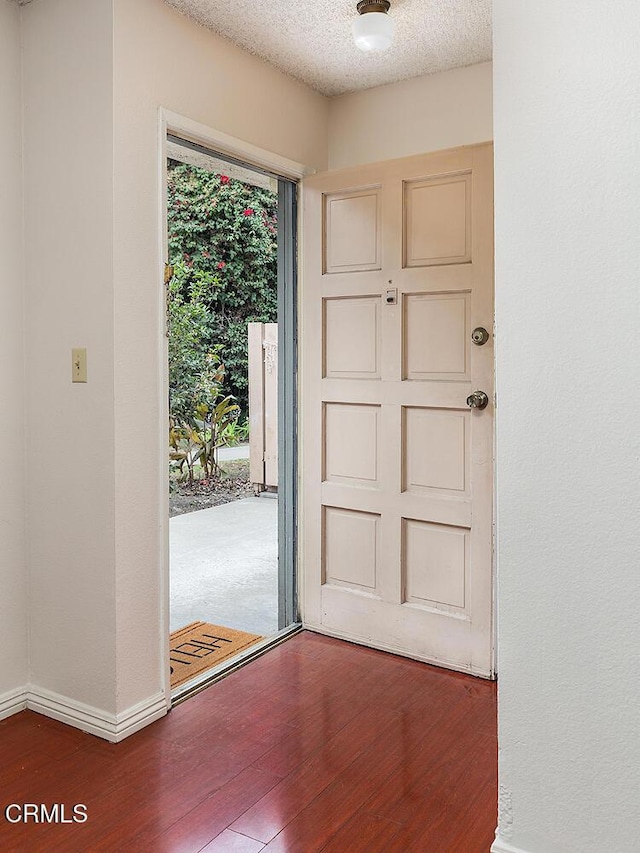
left=169, top=495, right=279, bottom=636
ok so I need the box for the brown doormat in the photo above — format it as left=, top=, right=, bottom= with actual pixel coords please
left=170, top=621, right=263, bottom=689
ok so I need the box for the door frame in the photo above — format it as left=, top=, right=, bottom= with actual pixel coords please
left=158, top=109, right=311, bottom=704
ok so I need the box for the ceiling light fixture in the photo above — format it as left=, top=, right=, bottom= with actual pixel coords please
left=352, top=0, right=395, bottom=53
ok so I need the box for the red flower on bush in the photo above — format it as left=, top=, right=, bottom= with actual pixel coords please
left=242, top=208, right=254, bottom=217
left=217, top=261, right=226, bottom=270
left=220, top=175, right=230, bottom=184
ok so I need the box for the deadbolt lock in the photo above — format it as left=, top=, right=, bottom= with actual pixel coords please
left=471, top=327, right=490, bottom=346
left=466, top=391, right=489, bottom=410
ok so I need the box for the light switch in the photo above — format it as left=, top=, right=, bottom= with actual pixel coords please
left=72, top=348, right=87, bottom=383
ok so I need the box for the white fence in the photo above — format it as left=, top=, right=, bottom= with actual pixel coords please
left=248, top=322, right=278, bottom=492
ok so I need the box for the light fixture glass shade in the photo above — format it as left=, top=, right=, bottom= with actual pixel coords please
left=352, top=11, right=395, bottom=52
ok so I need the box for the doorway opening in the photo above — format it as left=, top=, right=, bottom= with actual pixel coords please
left=165, top=135, right=299, bottom=701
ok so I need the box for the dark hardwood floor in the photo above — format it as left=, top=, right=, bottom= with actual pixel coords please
left=0, top=632, right=497, bottom=852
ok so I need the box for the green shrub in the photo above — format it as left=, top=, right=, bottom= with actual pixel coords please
left=168, top=347, right=240, bottom=484
left=167, top=161, right=278, bottom=417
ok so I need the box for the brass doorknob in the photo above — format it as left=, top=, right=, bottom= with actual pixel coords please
left=471, top=327, right=490, bottom=346
left=466, top=391, right=489, bottom=410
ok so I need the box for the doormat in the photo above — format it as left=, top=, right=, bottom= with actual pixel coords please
left=170, top=621, right=263, bottom=689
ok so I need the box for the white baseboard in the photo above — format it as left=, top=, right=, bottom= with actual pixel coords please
left=27, top=687, right=167, bottom=742
left=112, top=692, right=168, bottom=741
left=491, top=836, right=530, bottom=853
left=0, top=686, right=28, bottom=720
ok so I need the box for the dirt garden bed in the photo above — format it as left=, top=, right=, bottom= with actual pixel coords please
left=169, top=459, right=253, bottom=517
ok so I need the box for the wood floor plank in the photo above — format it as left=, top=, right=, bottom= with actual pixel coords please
left=0, top=710, right=89, bottom=761
left=387, top=735, right=497, bottom=853
left=132, top=766, right=281, bottom=852
left=250, top=714, right=336, bottom=778
left=363, top=706, right=495, bottom=826
left=0, top=632, right=497, bottom=853
left=249, top=662, right=409, bottom=778
left=260, top=731, right=405, bottom=853
left=229, top=704, right=402, bottom=844
left=201, top=829, right=266, bottom=851
left=80, top=743, right=282, bottom=853
left=315, top=812, right=402, bottom=853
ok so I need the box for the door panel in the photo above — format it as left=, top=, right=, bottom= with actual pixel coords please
left=404, top=173, right=471, bottom=266
left=404, top=291, right=470, bottom=380
left=323, top=296, right=381, bottom=379
left=301, top=144, right=494, bottom=677
left=324, top=187, right=382, bottom=273
left=324, top=402, right=380, bottom=487
left=403, top=407, right=469, bottom=495
left=324, top=506, right=380, bottom=593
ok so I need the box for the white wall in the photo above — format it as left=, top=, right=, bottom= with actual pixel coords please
left=328, top=62, right=492, bottom=170
left=111, top=0, right=329, bottom=714
left=0, top=0, right=328, bottom=735
left=22, top=0, right=117, bottom=712
left=493, top=3, right=640, bottom=852
left=10, top=0, right=328, bottom=730
left=0, top=0, right=28, bottom=710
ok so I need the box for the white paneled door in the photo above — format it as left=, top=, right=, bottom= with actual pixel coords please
left=301, top=144, right=494, bottom=677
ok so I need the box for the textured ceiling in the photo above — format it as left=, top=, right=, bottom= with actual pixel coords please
left=165, top=0, right=492, bottom=97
